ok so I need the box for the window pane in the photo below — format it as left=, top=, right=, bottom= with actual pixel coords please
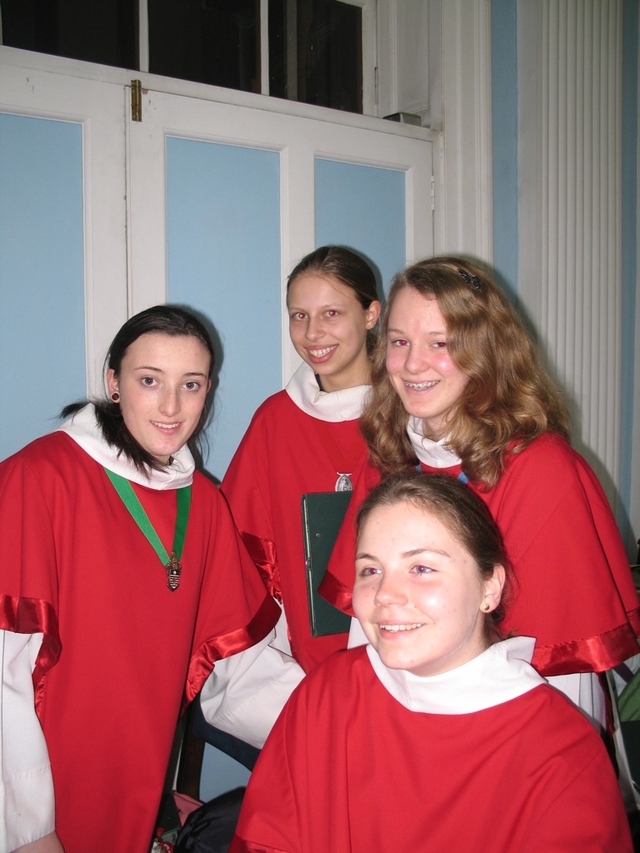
left=0, top=0, right=137, bottom=69
left=269, top=0, right=362, bottom=114
left=1, top=0, right=362, bottom=112
left=148, top=0, right=260, bottom=92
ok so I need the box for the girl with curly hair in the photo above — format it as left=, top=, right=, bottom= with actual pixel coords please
left=322, top=256, right=640, bottom=729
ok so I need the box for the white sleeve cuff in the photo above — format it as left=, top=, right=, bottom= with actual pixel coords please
left=0, top=630, right=55, bottom=850
left=200, top=609, right=305, bottom=748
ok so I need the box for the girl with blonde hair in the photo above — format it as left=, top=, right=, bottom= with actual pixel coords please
left=322, top=256, right=640, bottom=727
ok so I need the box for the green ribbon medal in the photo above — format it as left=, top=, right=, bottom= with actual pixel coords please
left=104, top=468, right=191, bottom=591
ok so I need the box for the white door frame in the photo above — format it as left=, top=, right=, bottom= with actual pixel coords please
left=1, top=45, right=435, bottom=388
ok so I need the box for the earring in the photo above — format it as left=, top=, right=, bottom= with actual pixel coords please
left=482, top=602, right=491, bottom=612
left=111, top=392, right=120, bottom=402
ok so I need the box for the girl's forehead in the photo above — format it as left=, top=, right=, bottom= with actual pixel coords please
left=120, top=332, right=211, bottom=370
left=359, top=500, right=450, bottom=538
left=288, top=272, right=358, bottom=302
left=366, top=497, right=471, bottom=541
left=125, top=331, right=207, bottom=352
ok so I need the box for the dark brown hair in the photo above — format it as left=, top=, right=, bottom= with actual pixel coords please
left=62, top=305, right=214, bottom=473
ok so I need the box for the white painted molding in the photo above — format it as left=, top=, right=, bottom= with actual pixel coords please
left=376, top=0, right=429, bottom=123
left=518, top=0, right=624, bottom=510
left=434, top=0, right=493, bottom=259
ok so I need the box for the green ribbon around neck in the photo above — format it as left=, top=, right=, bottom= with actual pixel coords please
left=103, top=467, right=191, bottom=591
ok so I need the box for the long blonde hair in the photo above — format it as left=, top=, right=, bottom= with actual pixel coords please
left=360, top=257, right=570, bottom=487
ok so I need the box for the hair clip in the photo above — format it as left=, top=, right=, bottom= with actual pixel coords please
left=458, top=269, right=481, bottom=290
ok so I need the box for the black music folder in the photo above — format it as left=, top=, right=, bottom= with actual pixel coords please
left=301, top=491, right=353, bottom=636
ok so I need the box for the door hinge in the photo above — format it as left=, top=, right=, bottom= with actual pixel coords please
left=131, top=79, right=142, bottom=122
left=430, top=175, right=436, bottom=211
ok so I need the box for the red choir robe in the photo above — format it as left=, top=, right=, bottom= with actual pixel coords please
left=0, top=430, right=279, bottom=853
left=321, top=432, right=640, bottom=675
left=230, top=644, right=633, bottom=853
left=221, top=385, right=374, bottom=673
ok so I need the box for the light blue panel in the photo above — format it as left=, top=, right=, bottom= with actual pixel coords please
left=166, top=137, right=281, bottom=481
left=619, top=0, right=638, bottom=544
left=491, top=0, right=519, bottom=300
left=0, top=113, right=86, bottom=461
left=200, top=743, right=251, bottom=802
left=315, top=158, right=406, bottom=296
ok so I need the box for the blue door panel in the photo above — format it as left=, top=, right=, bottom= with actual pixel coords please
left=0, top=113, right=85, bottom=459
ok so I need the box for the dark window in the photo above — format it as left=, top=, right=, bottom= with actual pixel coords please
left=269, top=0, right=362, bottom=113
left=148, top=0, right=260, bottom=92
left=0, top=0, right=137, bottom=70
left=1, top=0, right=362, bottom=113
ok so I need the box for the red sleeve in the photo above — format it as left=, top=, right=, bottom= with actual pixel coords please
left=0, top=447, right=61, bottom=696
left=230, top=692, right=301, bottom=853
left=221, top=394, right=364, bottom=672
left=319, top=463, right=381, bottom=614
left=485, top=435, right=640, bottom=674
left=185, top=479, right=280, bottom=702
left=520, top=737, right=632, bottom=852
left=221, top=409, right=281, bottom=601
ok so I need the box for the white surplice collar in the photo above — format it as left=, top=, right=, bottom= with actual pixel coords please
left=406, top=416, right=461, bottom=468
left=57, top=403, right=194, bottom=490
left=285, top=362, right=370, bottom=422
left=367, top=636, right=545, bottom=714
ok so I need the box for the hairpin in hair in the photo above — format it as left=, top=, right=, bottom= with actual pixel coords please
left=458, top=268, right=481, bottom=290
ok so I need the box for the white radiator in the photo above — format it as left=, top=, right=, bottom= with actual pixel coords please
left=525, top=0, right=623, bottom=506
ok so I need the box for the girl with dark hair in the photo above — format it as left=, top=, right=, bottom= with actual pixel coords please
left=231, top=472, right=632, bottom=852
left=200, top=246, right=381, bottom=746
left=322, top=256, right=640, bottom=729
left=0, top=305, right=279, bottom=853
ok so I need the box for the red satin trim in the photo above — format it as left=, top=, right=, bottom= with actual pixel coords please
left=185, top=594, right=280, bottom=704
left=241, top=531, right=282, bottom=603
left=318, top=571, right=355, bottom=617
left=0, top=594, right=61, bottom=711
left=628, top=604, right=640, bottom=637
left=532, top=620, right=640, bottom=676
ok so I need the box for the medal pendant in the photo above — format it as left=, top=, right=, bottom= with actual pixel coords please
left=166, top=552, right=182, bottom=591
left=335, top=473, right=353, bottom=492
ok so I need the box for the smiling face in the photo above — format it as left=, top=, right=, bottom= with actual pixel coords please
left=107, top=332, right=211, bottom=465
left=287, top=272, right=380, bottom=392
left=352, top=500, right=504, bottom=678
left=385, top=287, right=468, bottom=440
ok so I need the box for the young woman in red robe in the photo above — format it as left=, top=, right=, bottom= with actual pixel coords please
left=231, top=472, right=633, bottom=853
left=321, top=257, right=640, bottom=730
left=0, top=306, right=280, bottom=853
left=200, top=246, right=381, bottom=746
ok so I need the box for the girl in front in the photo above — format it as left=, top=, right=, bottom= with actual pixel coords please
left=321, top=256, right=640, bottom=729
left=231, top=472, right=632, bottom=852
